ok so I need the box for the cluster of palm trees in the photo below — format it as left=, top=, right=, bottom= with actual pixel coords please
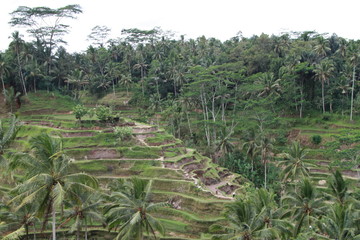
left=213, top=168, right=360, bottom=239
left=0, top=125, right=167, bottom=240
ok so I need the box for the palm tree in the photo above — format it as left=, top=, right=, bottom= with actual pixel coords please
left=104, top=178, right=168, bottom=240
left=0, top=54, right=10, bottom=93
left=282, top=178, right=326, bottom=237
left=242, top=128, right=259, bottom=176
left=279, top=141, right=313, bottom=183
left=314, top=60, right=334, bottom=113
left=258, top=135, right=274, bottom=189
left=65, top=69, right=89, bottom=100
left=9, top=133, right=98, bottom=240
left=9, top=31, right=27, bottom=95
left=3, top=87, right=21, bottom=113
left=256, top=72, right=282, bottom=98
left=348, top=44, right=359, bottom=121
left=0, top=115, right=20, bottom=185
left=211, top=197, right=285, bottom=240
left=0, top=115, right=20, bottom=157
left=317, top=203, right=360, bottom=239
left=314, top=36, right=330, bottom=59
left=328, top=170, right=349, bottom=205
left=60, top=186, right=103, bottom=240
left=120, top=74, right=133, bottom=96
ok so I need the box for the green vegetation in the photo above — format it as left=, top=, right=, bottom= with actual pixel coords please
left=2, top=3, right=360, bottom=239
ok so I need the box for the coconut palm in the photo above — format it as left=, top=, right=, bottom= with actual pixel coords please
left=120, top=74, right=133, bottom=96
left=9, top=31, right=27, bottom=95
left=257, top=135, right=274, bottom=189
left=256, top=72, right=282, bottom=98
left=0, top=54, right=10, bottom=93
left=282, top=178, right=326, bottom=237
left=314, top=36, right=330, bottom=59
left=60, top=186, right=103, bottom=240
left=279, top=141, right=314, bottom=183
left=3, top=87, right=21, bottom=113
left=104, top=178, right=168, bottom=240
left=9, top=133, right=98, bottom=240
left=348, top=44, right=359, bottom=121
left=314, top=59, right=334, bottom=113
left=211, top=197, right=285, bottom=240
left=242, top=128, right=258, bottom=177
left=328, top=170, right=349, bottom=205
left=317, top=203, right=360, bottom=239
left=1, top=202, right=39, bottom=240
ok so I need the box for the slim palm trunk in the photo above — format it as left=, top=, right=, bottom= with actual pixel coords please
left=350, top=65, right=356, bottom=121
left=52, top=206, right=56, bottom=240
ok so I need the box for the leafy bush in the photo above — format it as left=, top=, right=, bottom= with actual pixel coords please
left=113, top=126, right=133, bottom=141
left=95, top=105, right=112, bottom=122
left=311, top=135, right=322, bottom=145
left=73, top=104, right=88, bottom=121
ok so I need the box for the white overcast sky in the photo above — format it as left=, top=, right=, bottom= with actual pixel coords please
left=1, top=0, right=359, bottom=53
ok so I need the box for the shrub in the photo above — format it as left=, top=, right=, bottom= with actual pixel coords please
left=73, top=104, right=88, bottom=121
left=113, top=126, right=133, bottom=141
left=95, top=105, right=112, bottom=122
left=311, top=135, right=322, bottom=145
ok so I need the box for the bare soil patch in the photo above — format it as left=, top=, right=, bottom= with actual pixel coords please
left=202, top=177, right=219, bottom=186
left=342, top=170, right=360, bottom=178
left=88, top=149, right=118, bottom=159
left=132, top=126, right=157, bottom=133
left=317, top=161, right=330, bottom=167
left=219, top=184, right=239, bottom=194
left=164, top=162, right=177, bottom=169
left=63, top=131, right=95, bottom=137
left=310, top=168, right=327, bottom=173
left=147, top=139, right=176, bottom=146
left=182, top=163, right=204, bottom=172
left=176, top=157, right=195, bottom=167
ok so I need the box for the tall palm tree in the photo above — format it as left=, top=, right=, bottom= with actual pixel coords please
left=279, top=141, right=314, bottom=183
left=256, top=72, right=282, bottom=98
left=314, top=60, right=334, bottom=113
left=282, top=178, right=326, bottom=237
left=242, top=128, right=259, bottom=176
left=0, top=54, right=10, bottom=93
left=9, top=31, right=27, bottom=96
left=348, top=44, right=359, bottom=121
left=258, top=135, right=274, bottom=189
left=9, top=133, right=98, bottom=240
left=104, top=178, right=168, bottom=240
left=314, top=36, right=330, bottom=59
left=120, top=74, right=133, bottom=96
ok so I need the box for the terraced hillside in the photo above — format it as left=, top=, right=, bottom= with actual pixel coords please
left=287, top=119, right=360, bottom=189
left=9, top=92, right=246, bottom=239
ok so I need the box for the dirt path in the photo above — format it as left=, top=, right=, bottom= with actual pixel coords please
left=131, top=122, right=235, bottom=200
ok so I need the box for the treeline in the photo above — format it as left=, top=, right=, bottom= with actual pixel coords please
left=2, top=5, right=360, bottom=189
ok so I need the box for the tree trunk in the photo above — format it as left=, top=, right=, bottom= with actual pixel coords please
left=25, top=224, right=29, bottom=240
left=264, top=159, right=267, bottom=189
left=321, top=80, right=325, bottom=114
left=33, top=224, right=36, bottom=240
left=85, top=219, right=88, bottom=240
left=350, top=65, right=356, bottom=121
left=112, top=79, right=116, bottom=96
left=52, top=205, right=56, bottom=240
left=76, top=222, right=80, bottom=240
left=1, top=75, right=5, bottom=95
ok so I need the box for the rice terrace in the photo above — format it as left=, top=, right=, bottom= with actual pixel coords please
left=1, top=2, right=360, bottom=240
